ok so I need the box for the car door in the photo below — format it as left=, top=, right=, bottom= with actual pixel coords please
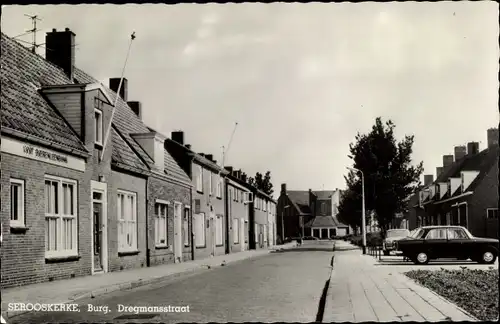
left=424, top=228, right=448, bottom=259
left=447, top=228, right=471, bottom=259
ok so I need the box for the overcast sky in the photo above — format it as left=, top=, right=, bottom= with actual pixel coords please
left=2, top=3, right=499, bottom=195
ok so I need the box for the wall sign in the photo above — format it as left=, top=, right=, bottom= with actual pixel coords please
left=1, top=136, right=86, bottom=172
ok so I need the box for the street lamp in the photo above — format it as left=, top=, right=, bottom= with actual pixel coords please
left=347, top=167, right=366, bottom=255
left=282, top=205, right=290, bottom=243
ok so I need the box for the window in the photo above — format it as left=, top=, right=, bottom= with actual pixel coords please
left=255, top=224, right=258, bottom=242
left=94, top=109, right=103, bottom=145
left=216, top=214, right=223, bottom=246
left=194, top=213, right=206, bottom=247
left=154, top=201, right=169, bottom=247
left=184, top=207, right=190, bottom=247
left=234, top=189, right=237, bottom=202
left=117, top=190, right=137, bottom=252
left=425, top=228, right=446, bottom=240
left=244, top=220, right=249, bottom=243
left=10, top=179, right=25, bottom=227
left=263, top=224, right=267, bottom=242
left=209, top=173, right=213, bottom=196
left=447, top=228, right=468, bottom=239
left=216, top=176, right=222, bottom=198
left=233, top=218, right=240, bottom=244
left=487, top=208, right=498, bottom=219
left=263, top=200, right=267, bottom=212
left=196, top=165, right=203, bottom=193
left=45, top=176, right=78, bottom=258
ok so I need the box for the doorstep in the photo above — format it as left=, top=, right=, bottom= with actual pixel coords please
left=2, top=243, right=296, bottom=320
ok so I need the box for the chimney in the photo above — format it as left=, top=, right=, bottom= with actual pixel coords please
left=487, top=128, right=499, bottom=148
left=443, top=155, right=454, bottom=168
left=225, top=166, right=233, bottom=174
left=236, top=169, right=242, bottom=179
left=109, top=78, right=128, bottom=102
left=127, top=101, right=142, bottom=120
left=454, top=146, right=466, bottom=161
left=171, top=131, right=184, bottom=145
left=424, top=174, right=434, bottom=186
left=205, top=154, right=213, bottom=161
left=185, top=144, right=191, bottom=150
left=467, top=142, right=479, bottom=155
left=281, top=183, right=287, bottom=194
left=45, top=28, right=76, bottom=81
left=241, top=173, right=247, bottom=182
left=436, top=167, right=444, bottom=178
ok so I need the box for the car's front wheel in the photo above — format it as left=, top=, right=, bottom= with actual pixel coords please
left=414, top=252, right=430, bottom=265
left=478, top=250, right=497, bottom=264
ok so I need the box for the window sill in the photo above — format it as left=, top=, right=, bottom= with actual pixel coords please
left=195, top=245, right=207, bottom=249
left=10, top=225, right=29, bottom=234
left=196, top=190, right=204, bottom=194
left=216, top=196, right=222, bottom=200
left=45, top=255, right=81, bottom=263
left=94, top=143, right=103, bottom=150
left=216, top=244, right=224, bottom=247
left=184, top=245, right=190, bottom=248
left=155, top=245, right=170, bottom=250
left=118, top=250, right=140, bottom=257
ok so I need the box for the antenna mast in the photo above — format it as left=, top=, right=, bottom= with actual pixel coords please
left=25, top=14, right=42, bottom=54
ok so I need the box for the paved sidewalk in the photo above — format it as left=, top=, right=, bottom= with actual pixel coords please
left=1, top=243, right=296, bottom=320
left=324, top=240, right=477, bottom=322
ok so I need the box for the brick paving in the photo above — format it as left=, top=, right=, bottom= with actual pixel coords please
left=324, top=240, right=478, bottom=322
left=1, top=243, right=296, bottom=320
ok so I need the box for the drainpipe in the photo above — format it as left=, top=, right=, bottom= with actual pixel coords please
left=190, top=184, right=195, bottom=261
left=224, top=177, right=230, bottom=254
left=146, top=181, right=150, bottom=267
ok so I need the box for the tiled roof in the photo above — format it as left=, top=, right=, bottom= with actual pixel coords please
left=304, top=216, right=336, bottom=228
left=287, top=191, right=309, bottom=205
left=313, top=191, right=334, bottom=199
left=297, top=203, right=311, bottom=215
left=1, top=33, right=87, bottom=154
left=111, top=126, right=149, bottom=174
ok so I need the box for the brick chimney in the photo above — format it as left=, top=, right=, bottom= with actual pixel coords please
left=109, top=78, right=128, bottom=101
left=467, top=142, right=479, bottom=155
left=127, top=101, right=142, bottom=120
left=454, top=146, right=466, bottom=161
left=487, top=128, right=499, bottom=148
left=424, top=174, right=434, bottom=186
left=443, top=155, right=454, bottom=168
left=235, top=170, right=242, bottom=179
left=171, top=131, right=184, bottom=145
left=45, top=28, right=75, bottom=81
left=436, top=167, right=444, bottom=178
left=205, top=154, right=213, bottom=161
left=241, top=173, right=247, bottom=182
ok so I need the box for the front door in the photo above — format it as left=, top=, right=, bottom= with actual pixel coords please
left=174, top=203, right=183, bottom=263
left=210, top=214, right=216, bottom=256
left=93, top=201, right=103, bottom=272
left=240, top=218, right=245, bottom=252
left=91, top=180, right=107, bottom=274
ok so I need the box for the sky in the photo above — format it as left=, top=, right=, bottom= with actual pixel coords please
left=2, top=2, right=499, bottom=196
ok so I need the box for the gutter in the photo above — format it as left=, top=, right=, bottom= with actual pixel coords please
left=433, top=191, right=473, bottom=205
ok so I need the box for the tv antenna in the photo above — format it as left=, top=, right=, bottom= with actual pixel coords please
left=25, top=14, right=42, bottom=53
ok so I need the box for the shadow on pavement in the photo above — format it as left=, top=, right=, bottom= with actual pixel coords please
left=372, top=257, right=482, bottom=266
left=271, top=247, right=335, bottom=253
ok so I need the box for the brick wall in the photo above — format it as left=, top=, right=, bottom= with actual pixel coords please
left=147, top=175, right=191, bottom=266
left=469, top=163, right=498, bottom=238
left=1, top=152, right=91, bottom=289
left=316, top=199, right=332, bottom=216
left=108, top=169, right=148, bottom=272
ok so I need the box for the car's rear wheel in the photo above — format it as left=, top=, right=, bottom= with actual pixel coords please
left=414, top=252, right=430, bottom=265
left=478, top=250, right=497, bottom=264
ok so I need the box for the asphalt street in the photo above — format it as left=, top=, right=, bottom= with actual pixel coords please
left=9, top=244, right=334, bottom=323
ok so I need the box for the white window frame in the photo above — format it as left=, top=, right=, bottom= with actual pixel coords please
left=243, top=192, right=254, bottom=204
left=10, top=178, right=25, bottom=228
left=196, top=165, right=203, bottom=193
left=184, top=206, right=191, bottom=247
left=264, top=224, right=267, bottom=242
left=117, top=190, right=138, bottom=253
left=195, top=212, right=206, bottom=247
left=94, top=108, right=103, bottom=146
left=44, top=175, right=78, bottom=258
left=216, top=176, right=222, bottom=198
left=154, top=199, right=170, bottom=248
left=486, top=208, right=498, bottom=219
left=216, top=214, right=224, bottom=246
left=233, top=218, right=240, bottom=244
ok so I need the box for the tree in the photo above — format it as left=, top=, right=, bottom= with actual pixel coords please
left=245, top=171, right=274, bottom=197
left=346, top=117, right=423, bottom=237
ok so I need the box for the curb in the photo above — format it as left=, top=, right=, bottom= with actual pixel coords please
left=3, top=247, right=293, bottom=320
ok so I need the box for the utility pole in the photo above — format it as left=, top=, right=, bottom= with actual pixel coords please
left=25, top=14, right=42, bottom=54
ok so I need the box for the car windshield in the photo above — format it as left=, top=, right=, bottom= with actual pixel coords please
left=387, top=230, right=410, bottom=238
left=409, top=228, right=425, bottom=239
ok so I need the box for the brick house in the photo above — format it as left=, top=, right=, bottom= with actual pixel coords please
left=1, top=29, right=192, bottom=288
left=277, top=184, right=349, bottom=240
left=224, top=169, right=252, bottom=252
left=413, top=129, right=499, bottom=238
left=165, top=131, right=230, bottom=260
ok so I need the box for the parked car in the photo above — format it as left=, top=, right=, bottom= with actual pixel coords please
left=395, top=225, right=499, bottom=265
left=383, top=229, right=411, bottom=255
left=303, top=236, right=320, bottom=241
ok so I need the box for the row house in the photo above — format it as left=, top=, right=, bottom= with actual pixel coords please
left=1, top=28, right=192, bottom=289
left=412, top=129, right=499, bottom=238
left=277, top=184, right=350, bottom=240
left=164, top=131, right=230, bottom=260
